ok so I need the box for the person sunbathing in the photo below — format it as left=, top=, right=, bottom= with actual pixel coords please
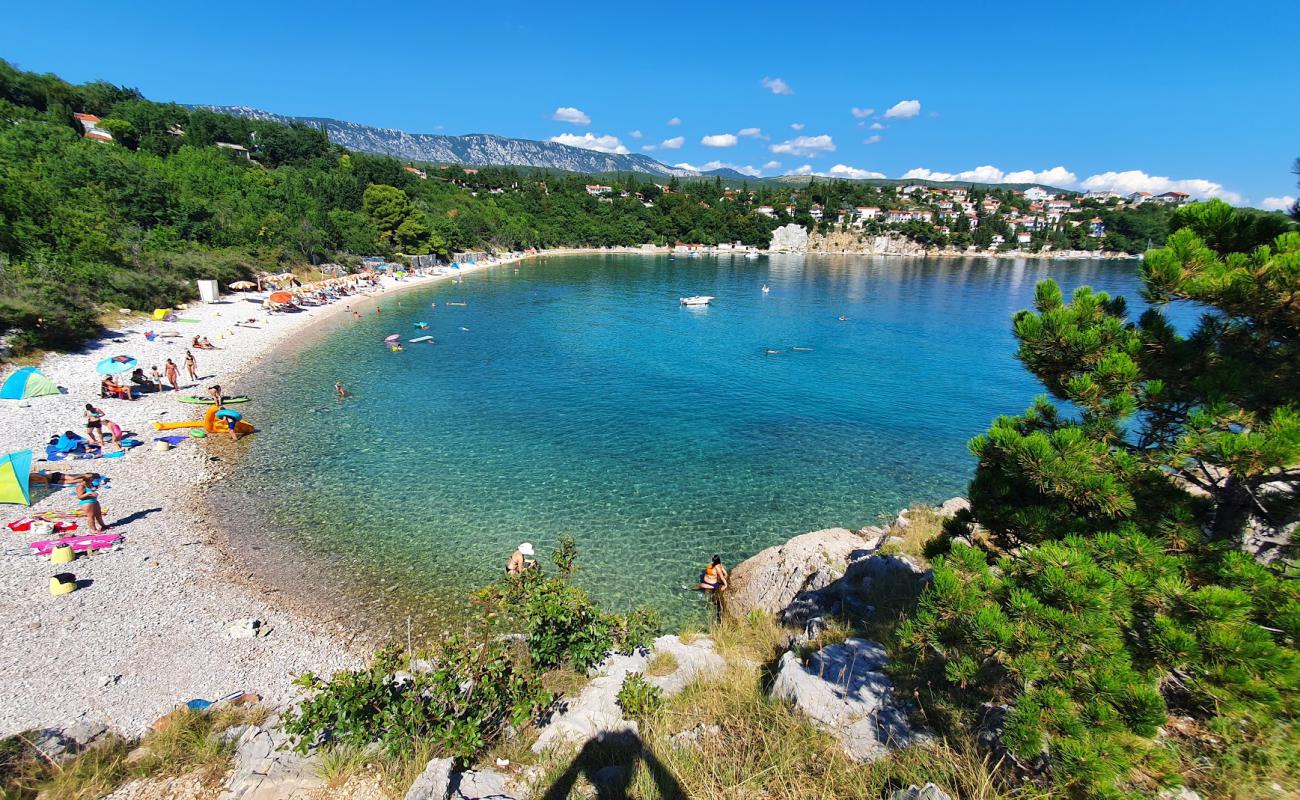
left=101, top=376, right=132, bottom=400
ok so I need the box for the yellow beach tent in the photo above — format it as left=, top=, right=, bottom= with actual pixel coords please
left=152, top=308, right=172, bottom=320
left=0, top=450, right=33, bottom=506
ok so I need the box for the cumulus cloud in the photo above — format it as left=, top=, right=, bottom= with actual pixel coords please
left=900, top=165, right=1076, bottom=186
left=761, top=76, right=794, bottom=95
left=1005, top=166, right=1078, bottom=185
left=642, top=144, right=656, bottom=151
left=701, top=133, right=739, bottom=148
left=628, top=129, right=642, bottom=139
left=659, top=136, right=685, bottom=150
left=829, top=164, right=886, bottom=179
left=850, top=107, right=875, bottom=119
left=738, top=127, right=764, bottom=138
left=549, top=132, right=628, bottom=154
left=763, top=160, right=782, bottom=170
left=869, top=122, right=885, bottom=130
left=1078, top=170, right=1242, bottom=203
left=864, top=135, right=882, bottom=145
left=791, top=165, right=815, bottom=176
left=790, top=122, right=805, bottom=131
left=550, top=106, right=591, bottom=125
left=1261, top=195, right=1296, bottom=211
left=884, top=99, right=921, bottom=119
left=676, top=160, right=763, bottom=177
left=666, top=116, right=682, bottom=126
left=770, top=134, right=835, bottom=157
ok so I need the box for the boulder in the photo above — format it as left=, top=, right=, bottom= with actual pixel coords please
left=889, top=784, right=954, bottom=800
left=531, top=651, right=646, bottom=754
left=939, top=497, right=970, bottom=516
left=219, top=724, right=323, bottom=800
left=449, top=768, right=517, bottom=800
left=1156, top=789, right=1202, bottom=800
left=31, top=720, right=111, bottom=762
left=644, top=635, right=725, bottom=695
left=405, top=757, right=454, bottom=800
left=768, top=223, right=809, bottom=253
left=725, top=528, right=869, bottom=620
left=771, top=638, right=927, bottom=762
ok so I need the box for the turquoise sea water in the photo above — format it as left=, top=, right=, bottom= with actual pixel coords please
left=216, top=253, right=1148, bottom=631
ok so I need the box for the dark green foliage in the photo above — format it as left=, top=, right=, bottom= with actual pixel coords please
left=901, top=210, right=1300, bottom=797
left=616, top=674, right=664, bottom=721
left=282, top=638, right=550, bottom=758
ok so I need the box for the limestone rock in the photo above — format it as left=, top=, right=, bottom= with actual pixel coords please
left=531, top=651, right=646, bottom=754
left=725, top=528, right=868, bottom=619
left=645, top=635, right=725, bottom=695
left=31, top=720, right=111, bottom=762
left=939, top=497, right=970, bottom=516
left=449, top=768, right=517, bottom=800
left=219, top=724, right=323, bottom=800
left=768, top=223, right=808, bottom=253
left=1157, top=789, right=1202, bottom=800
left=405, top=757, right=454, bottom=800
left=889, top=784, right=954, bottom=800
left=771, top=638, right=927, bottom=761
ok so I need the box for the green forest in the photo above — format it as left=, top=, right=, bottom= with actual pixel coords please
left=0, top=60, right=1293, bottom=356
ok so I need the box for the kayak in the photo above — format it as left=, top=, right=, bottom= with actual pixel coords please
left=180, top=395, right=249, bottom=404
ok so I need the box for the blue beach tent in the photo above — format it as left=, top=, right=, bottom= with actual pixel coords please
left=0, top=450, right=33, bottom=505
left=0, top=368, right=59, bottom=400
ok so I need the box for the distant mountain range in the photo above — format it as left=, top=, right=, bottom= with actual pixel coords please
left=201, top=106, right=704, bottom=178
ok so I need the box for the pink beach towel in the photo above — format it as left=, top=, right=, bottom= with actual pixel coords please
left=30, top=533, right=122, bottom=556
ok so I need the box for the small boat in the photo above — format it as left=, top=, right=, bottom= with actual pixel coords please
left=745, top=252, right=760, bottom=260
left=761, top=285, right=770, bottom=294
left=409, top=335, right=434, bottom=343
left=446, top=302, right=467, bottom=307
left=680, top=295, right=714, bottom=307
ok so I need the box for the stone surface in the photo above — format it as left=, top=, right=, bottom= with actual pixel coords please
left=889, top=783, right=954, bottom=800
left=405, top=757, right=454, bottom=800
left=768, top=223, right=809, bottom=253
left=31, top=719, right=111, bottom=762
left=531, top=651, right=646, bottom=754
left=725, top=528, right=868, bottom=620
left=644, top=635, right=725, bottom=695
left=219, top=723, right=323, bottom=800
left=449, top=768, right=517, bottom=800
left=1156, top=789, right=1202, bottom=800
left=771, top=638, right=927, bottom=761
left=939, top=497, right=970, bottom=516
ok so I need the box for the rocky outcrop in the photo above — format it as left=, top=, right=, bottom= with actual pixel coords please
left=807, top=231, right=928, bottom=256
left=724, top=528, right=872, bottom=620
left=771, top=637, right=928, bottom=761
left=30, top=719, right=113, bottom=762
left=405, top=757, right=454, bottom=800
left=769, top=223, right=809, bottom=253
left=889, top=784, right=954, bottom=800
left=644, top=635, right=726, bottom=695
left=448, top=768, right=518, bottom=800
left=220, top=723, right=323, bottom=800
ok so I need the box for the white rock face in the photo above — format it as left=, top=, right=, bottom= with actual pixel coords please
left=771, top=638, right=927, bottom=761
left=531, top=651, right=647, bottom=754
left=645, top=635, right=726, bottom=695
left=405, top=757, right=454, bottom=800
left=769, top=223, right=809, bottom=253
left=725, top=528, right=868, bottom=619
left=220, top=723, right=323, bottom=800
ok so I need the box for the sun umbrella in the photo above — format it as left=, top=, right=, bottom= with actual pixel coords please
left=96, top=355, right=137, bottom=375
left=269, top=291, right=293, bottom=304
left=229, top=280, right=256, bottom=290
left=0, top=450, right=33, bottom=505
left=384, top=334, right=401, bottom=342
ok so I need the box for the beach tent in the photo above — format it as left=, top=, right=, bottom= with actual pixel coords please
left=0, top=450, right=33, bottom=505
left=0, top=368, right=59, bottom=400
left=152, top=308, right=173, bottom=321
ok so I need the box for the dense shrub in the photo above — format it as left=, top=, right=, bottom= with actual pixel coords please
left=616, top=674, right=664, bottom=721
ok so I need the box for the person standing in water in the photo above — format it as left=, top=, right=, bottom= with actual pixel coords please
left=507, top=542, right=537, bottom=574
left=335, top=381, right=349, bottom=398
left=698, top=554, right=729, bottom=594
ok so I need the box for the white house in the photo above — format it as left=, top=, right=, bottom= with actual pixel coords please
left=216, top=142, right=251, bottom=160
left=1127, top=192, right=1152, bottom=204
left=72, top=112, right=113, bottom=142
left=855, top=206, right=880, bottom=221
left=901, top=184, right=926, bottom=195
left=887, top=209, right=913, bottom=224
left=1016, top=231, right=1033, bottom=244
left=755, top=205, right=777, bottom=218
left=585, top=184, right=613, bottom=196
left=1154, top=191, right=1190, bottom=205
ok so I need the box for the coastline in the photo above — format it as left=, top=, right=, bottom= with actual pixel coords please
left=0, top=248, right=578, bottom=737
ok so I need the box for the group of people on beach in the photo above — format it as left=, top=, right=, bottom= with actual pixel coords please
left=100, top=351, right=200, bottom=400
left=505, top=542, right=730, bottom=604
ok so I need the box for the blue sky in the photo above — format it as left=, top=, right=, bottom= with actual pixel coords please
left=3, top=0, right=1297, bottom=207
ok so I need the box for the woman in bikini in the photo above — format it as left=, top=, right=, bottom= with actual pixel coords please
left=83, top=403, right=105, bottom=445
left=184, top=350, right=198, bottom=381
left=75, top=474, right=108, bottom=533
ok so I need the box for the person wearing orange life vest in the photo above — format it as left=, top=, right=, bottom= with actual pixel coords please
left=697, top=554, right=729, bottom=594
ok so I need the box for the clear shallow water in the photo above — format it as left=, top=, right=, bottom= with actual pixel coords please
left=216, top=253, right=1147, bottom=630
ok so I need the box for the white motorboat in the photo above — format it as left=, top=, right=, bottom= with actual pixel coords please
left=680, top=295, right=714, bottom=306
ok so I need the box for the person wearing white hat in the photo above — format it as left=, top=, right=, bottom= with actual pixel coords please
left=507, top=542, right=537, bottom=575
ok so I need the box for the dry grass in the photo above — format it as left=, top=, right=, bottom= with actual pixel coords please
left=316, top=744, right=372, bottom=789
left=878, top=505, right=949, bottom=565
left=646, top=652, right=679, bottom=678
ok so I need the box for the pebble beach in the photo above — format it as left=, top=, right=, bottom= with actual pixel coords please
left=0, top=256, right=523, bottom=737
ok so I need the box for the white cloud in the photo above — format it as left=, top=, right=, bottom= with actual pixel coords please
left=666, top=116, right=682, bottom=126
left=629, top=129, right=642, bottom=139
left=869, top=122, right=885, bottom=130
left=701, top=133, right=739, bottom=148
left=642, top=144, right=657, bottom=151
left=1004, top=166, right=1078, bottom=185
left=864, top=135, right=882, bottom=145
left=738, top=127, right=763, bottom=138
left=550, top=106, right=591, bottom=125
left=884, top=99, right=921, bottom=119
left=1079, top=170, right=1242, bottom=203
left=761, top=76, right=794, bottom=95
left=770, top=134, right=836, bottom=157
left=549, top=132, right=628, bottom=154
left=900, top=165, right=1076, bottom=186
left=660, top=136, right=685, bottom=150
left=850, top=107, right=874, bottom=119
left=790, top=122, right=805, bottom=131
left=678, top=160, right=763, bottom=177
left=829, top=164, right=886, bottom=179
left=763, top=160, right=782, bottom=170
left=791, top=165, right=815, bottom=176
left=1261, top=195, right=1296, bottom=211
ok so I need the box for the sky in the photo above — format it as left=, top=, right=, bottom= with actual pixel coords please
left=3, top=0, right=1298, bottom=208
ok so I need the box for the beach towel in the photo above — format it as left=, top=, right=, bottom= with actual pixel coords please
left=154, top=435, right=190, bottom=445
left=7, top=517, right=77, bottom=534
left=30, top=532, right=121, bottom=556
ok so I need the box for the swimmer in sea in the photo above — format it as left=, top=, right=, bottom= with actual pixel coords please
left=335, top=381, right=349, bottom=398
left=838, top=315, right=847, bottom=321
